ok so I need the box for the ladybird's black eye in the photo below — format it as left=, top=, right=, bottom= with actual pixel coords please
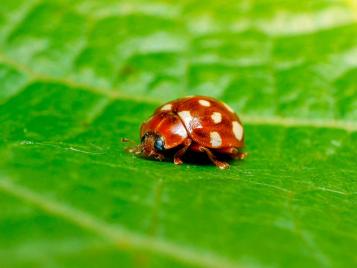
left=154, top=137, right=164, bottom=151
left=141, top=134, right=147, bottom=143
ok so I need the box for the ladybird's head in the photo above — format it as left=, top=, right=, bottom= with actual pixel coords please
left=137, top=132, right=165, bottom=160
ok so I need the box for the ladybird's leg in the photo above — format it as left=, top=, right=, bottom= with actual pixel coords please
left=216, top=147, right=247, bottom=160
left=188, top=142, right=201, bottom=152
left=174, top=139, right=192, bottom=165
left=155, top=153, right=165, bottom=161
left=237, top=152, right=248, bottom=160
left=198, top=146, right=229, bottom=170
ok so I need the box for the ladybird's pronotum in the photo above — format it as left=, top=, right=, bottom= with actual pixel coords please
left=131, top=96, right=246, bottom=169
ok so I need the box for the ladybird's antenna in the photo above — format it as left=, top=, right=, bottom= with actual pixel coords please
left=121, top=137, right=137, bottom=145
left=122, top=137, right=142, bottom=155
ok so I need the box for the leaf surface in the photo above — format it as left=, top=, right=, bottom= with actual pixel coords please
left=0, top=1, right=357, bottom=267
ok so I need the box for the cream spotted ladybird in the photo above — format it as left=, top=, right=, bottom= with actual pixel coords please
left=131, top=96, right=246, bottom=169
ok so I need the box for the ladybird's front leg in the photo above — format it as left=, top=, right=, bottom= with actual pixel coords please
left=174, top=139, right=192, bottom=165
left=198, top=146, right=230, bottom=170
left=155, top=153, right=165, bottom=161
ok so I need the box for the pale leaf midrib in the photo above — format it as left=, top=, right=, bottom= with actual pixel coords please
left=0, top=52, right=356, bottom=132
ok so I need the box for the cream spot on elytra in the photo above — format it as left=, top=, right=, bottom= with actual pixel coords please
left=210, top=131, right=222, bottom=147
left=232, top=121, right=243, bottom=141
left=161, top=104, right=172, bottom=111
left=198, top=99, right=211, bottom=107
left=172, top=124, right=188, bottom=138
left=178, top=111, right=202, bottom=130
left=211, top=112, right=222, bottom=124
left=178, top=111, right=192, bottom=125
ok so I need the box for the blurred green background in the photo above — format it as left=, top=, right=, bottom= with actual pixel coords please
left=0, top=0, right=357, bottom=267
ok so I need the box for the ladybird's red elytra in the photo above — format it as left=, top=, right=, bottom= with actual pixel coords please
left=133, top=96, right=246, bottom=169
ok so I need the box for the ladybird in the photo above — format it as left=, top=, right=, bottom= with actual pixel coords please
left=131, top=96, right=246, bottom=169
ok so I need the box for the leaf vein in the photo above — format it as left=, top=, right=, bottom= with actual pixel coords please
left=0, top=52, right=357, bottom=132
left=0, top=177, right=241, bottom=268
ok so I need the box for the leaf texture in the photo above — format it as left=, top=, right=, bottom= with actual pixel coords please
left=0, top=1, right=357, bottom=267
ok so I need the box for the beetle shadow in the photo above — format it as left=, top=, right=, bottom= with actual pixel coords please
left=151, top=149, right=234, bottom=168
left=181, top=151, right=233, bottom=168
left=129, top=146, right=234, bottom=168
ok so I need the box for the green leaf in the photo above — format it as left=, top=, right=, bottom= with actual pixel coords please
left=1, top=1, right=357, bottom=267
